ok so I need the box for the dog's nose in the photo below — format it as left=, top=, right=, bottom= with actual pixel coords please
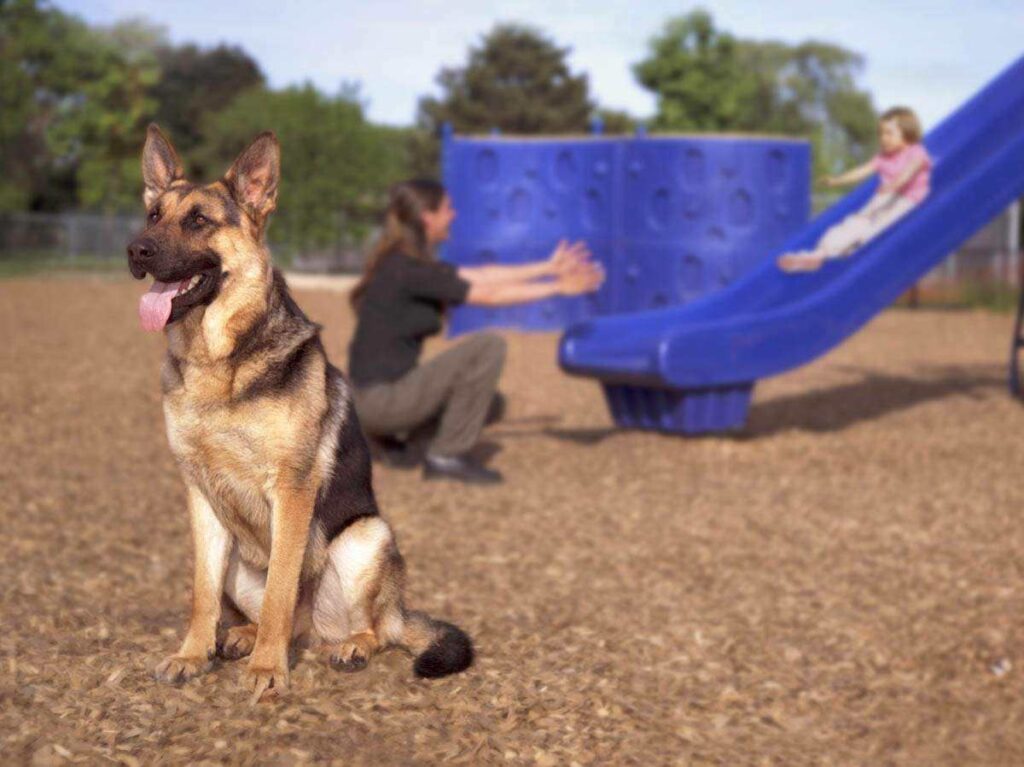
left=126, top=238, right=156, bottom=261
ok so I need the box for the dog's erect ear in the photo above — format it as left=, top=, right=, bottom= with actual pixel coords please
left=142, top=124, right=184, bottom=208
left=224, top=132, right=280, bottom=223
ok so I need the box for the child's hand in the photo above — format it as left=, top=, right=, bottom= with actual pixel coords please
left=820, top=175, right=840, bottom=189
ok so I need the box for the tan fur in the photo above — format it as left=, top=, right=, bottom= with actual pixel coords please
left=140, top=126, right=468, bottom=701
left=139, top=129, right=332, bottom=699
left=160, top=296, right=333, bottom=697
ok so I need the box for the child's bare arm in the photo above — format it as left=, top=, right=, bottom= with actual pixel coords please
left=823, top=160, right=876, bottom=188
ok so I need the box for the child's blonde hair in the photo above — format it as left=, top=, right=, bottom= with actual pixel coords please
left=880, top=107, right=923, bottom=144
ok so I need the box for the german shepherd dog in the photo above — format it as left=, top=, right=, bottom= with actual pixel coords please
left=126, top=125, right=472, bottom=701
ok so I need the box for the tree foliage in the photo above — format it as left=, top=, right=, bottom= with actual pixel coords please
left=0, top=0, right=410, bottom=236
left=412, top=23, right=595, bottom=172
left=51, top=20, right=163, bottom=212
left=150, top=43, right=265, bottom=172
left=419, top=23, right=593, bottom=135
left=0, top=0, right=51, bottom=210
left=2, top=1, right=881, bottom=245
left=1, top=1, right=161, bottom=210
left=0, top=3, right=168, bottom=211
left=596, top=108, right=640, bottom=135
left=634, top=11, right=755, bottom=132
left=198, top=84, right=410, bottom=250
left=634, top=9, right=878, bottom=173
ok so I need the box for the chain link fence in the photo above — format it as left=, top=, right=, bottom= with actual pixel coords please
left=2, top=206, right=1021, bottom=302
left=0, top=211, right=371, bottom=275
left=0, top=212, right=139, bottom=266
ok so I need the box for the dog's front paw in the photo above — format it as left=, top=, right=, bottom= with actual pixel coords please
left=244, top=654, right=289, bottom=704
left=154, top=654, right=212, bottom=685
left=219, top=624, right=258, bottom=660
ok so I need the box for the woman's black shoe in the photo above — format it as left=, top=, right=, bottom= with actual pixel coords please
left=423, top=454, right=503, bottom=485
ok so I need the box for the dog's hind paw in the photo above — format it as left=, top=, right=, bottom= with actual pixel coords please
left=154, top=654, right=212, bottom=685
left=218, top=624, right=258, bottom=660
left=320, top=631, right=378, bottom=673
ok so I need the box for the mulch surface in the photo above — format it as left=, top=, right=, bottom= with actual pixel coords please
left=3, top=275, right=1024, bottom=766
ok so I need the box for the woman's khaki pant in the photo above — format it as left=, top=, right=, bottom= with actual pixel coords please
left=353, top=334, right=507, bottom=457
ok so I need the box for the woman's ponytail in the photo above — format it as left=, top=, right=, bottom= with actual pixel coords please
left=350, top=179, right=447, bottom=309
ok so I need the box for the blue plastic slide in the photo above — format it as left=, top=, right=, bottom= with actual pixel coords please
left=559, top=55, right=1024, bottom=435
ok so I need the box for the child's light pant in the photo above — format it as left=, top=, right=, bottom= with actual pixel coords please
left=818, top=194, right=919, bottom=259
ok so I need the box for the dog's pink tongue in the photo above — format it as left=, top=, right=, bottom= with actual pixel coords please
left=139, top=280, right=184, bottom=332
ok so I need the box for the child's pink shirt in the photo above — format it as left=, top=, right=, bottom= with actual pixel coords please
left=872, top=144, right=932, bottom=203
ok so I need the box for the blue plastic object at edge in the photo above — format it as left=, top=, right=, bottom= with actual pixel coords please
left=560, top=54, right=1024, bottom=435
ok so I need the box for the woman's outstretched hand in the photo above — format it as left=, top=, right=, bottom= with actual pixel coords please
left=549, top=240, right=593, bottom=276
left=557, top=260, right=605, bottom=296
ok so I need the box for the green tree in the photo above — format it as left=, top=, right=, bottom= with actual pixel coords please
left=413, top=23, right=595, bottom=172
left=766, top=41, right=878, bottom=172
left=596, top=107, right=640, bottom=135
left=50, top=19, right=162, bottom=211
left=634, top=9, right=877, bottom=174
left=0, top=2, right=160, bottom=211
left=0, top=0, right=41, bottom=209
left=634, top=10, right=758, bottom=131
left=150, top=43, right=265, bottom=172
left=0, top=0, right=103, bottom=210
left=198, top=84, right=410, bottom=252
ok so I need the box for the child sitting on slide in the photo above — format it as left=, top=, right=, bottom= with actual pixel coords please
left=778, top=106, right=932, bottom=273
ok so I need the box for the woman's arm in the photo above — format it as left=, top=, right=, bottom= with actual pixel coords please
left=466, top=261, right=604, bottom=306
left=458, top=241, right=591, bottom=286
left=466, top=280, right=562, bottom=306
left=459, top=261, right=553, bottom=285
left=823, top=160, right=877, bottom=188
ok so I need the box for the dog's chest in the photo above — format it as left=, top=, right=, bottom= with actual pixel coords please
left=164, top=396, right=279, bottom=561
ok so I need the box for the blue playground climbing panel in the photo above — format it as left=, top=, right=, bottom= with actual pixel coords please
left=441, top=130, right=811, bottom=337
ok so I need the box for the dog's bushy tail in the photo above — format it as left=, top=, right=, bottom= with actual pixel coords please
left=399, top=610, right=474, bottom=678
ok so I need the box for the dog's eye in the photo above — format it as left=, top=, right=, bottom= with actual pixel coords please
left=195, top=214, right=207, bottom=226
left=148, top=210, right=160, bottom=223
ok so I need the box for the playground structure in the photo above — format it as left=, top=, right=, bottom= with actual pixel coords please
left=440, top=56, right=1024, bottom=435
left=440, top=129, right=811, bottom=336
left=558, top=54, right=1024, bottom=434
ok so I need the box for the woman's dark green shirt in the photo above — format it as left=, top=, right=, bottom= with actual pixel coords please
left=348, top=251, right=470, bottom=387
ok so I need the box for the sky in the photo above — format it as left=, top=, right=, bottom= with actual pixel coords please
left=62, top=0, right=1024, bottom=131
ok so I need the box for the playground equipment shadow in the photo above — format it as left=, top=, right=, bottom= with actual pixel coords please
left=746, top=363, right=1005, bottom=436
left=517, top=363, right=1005, bottom=445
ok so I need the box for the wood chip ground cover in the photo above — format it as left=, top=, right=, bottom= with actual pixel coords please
left=2, top=277, right=1023, bottom=765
